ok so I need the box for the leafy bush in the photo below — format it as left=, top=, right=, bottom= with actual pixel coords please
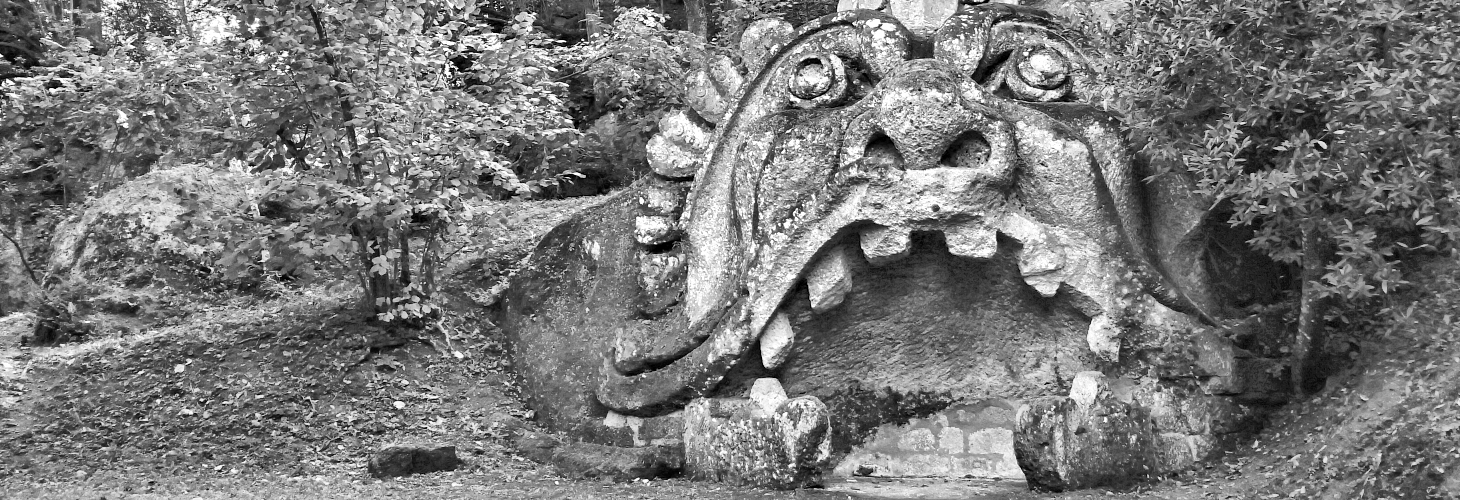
left=3, top=4, right=580, bottom=323
left=207, top=4, right=575, bottom=322
left=550, top=8, right=708, bottom=188
left=1105, top=0, right=1460, bottom=302
left=0, top=0, right=44, bottom=82
left=0, top=38, right=224, bottom=202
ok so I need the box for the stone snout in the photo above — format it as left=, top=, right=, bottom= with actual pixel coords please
left=848, top=60, right=1017, bottom=186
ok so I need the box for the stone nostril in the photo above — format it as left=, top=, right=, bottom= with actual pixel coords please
left=863, top=132, right=905, bottom=171
left=938, top=131, right=991, bottom=170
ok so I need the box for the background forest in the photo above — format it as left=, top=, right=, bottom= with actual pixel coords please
left=0, top=0, right=1458, bottom=497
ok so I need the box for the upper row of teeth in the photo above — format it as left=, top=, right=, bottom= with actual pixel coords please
left=760, top=216, right=1123, bottom=370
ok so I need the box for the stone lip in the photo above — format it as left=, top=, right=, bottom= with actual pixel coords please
left=514, top=430, right=684, bottom=482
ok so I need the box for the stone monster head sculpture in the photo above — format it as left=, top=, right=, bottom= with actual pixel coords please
left=498, top=0, right=1252, bottom=488
left=602, top=2, right=1214, bottom=415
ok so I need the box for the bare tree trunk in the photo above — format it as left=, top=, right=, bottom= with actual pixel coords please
left=178, top=0, right=194, bottom=40
left=72, top=0, right=103, bottom=52
left=684, top=0, right=707, bottom=37
left=586, top=0, right=600, bottom=36
left=1292, top=224, right=1325, bottom=395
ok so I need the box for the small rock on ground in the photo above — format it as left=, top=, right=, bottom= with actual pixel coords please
left=367, top=444, right=461, bottom=479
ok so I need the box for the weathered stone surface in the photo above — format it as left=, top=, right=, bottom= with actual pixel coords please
left=646, top=110, right=713, bottom=179
left=1014, top=397, right=1163, bottom=491
left=759, top=312, right=796, bottom=370
left=634, top=215, right=680, bottom=246
left=638, top=248, right=687, bottom=316
left=684, top=56, right=744, bottom=126
left=806, top=244, right=855, bottom=313
left=47, top=165, right=255, bottom=287
left=1192, top=330, right=1236, bottom=377
left=749, top=378, right=790, bottom=416
left=944, top=223, right=997, bottom=260
left=514, top=431, right=683, bottom=481
left=683, top=395, right=833, bottom=489
left=367, top=444, right=461, bottom=479
left=858, top=225, right=913, bottom=266
left=887, top=0, right=957, bottom=38
left=637, top=179, right=691, bottom=216
left=496, top=3, right=1288, bottom=491
left=1068, top=371, right=1110, bottom=409
left=740, top=19, right=795, bottom=76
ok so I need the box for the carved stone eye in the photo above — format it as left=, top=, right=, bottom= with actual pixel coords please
left=1015, top=47, right=1069, bottom=90
left=789, top=53, right=852, bottom=107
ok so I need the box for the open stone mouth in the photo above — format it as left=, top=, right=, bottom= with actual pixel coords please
left=596, top=91, right=1158, bottom=418
left=753, top=222, right=1095, bottom=376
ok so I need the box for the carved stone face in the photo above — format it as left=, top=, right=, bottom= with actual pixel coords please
left=499, top=3, right=1281, bottom=489
left=597, top=4, right=1208, bottom=417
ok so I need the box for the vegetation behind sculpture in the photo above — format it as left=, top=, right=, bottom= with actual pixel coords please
left=3, top=0, right=1458, bottom=329
left=1103, top=0, right=1459, bottom=304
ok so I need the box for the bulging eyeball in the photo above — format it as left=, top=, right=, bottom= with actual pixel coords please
left=789, top=53, right=852, bottom=107
left=1015, top=47, right=1069, bottom=90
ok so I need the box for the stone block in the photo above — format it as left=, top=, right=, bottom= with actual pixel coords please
left=1014, top=397, right=1164, bottom=491
left=1191, top=330, right=1235, bottom=377
left=683, top=396, right=833, bottom=489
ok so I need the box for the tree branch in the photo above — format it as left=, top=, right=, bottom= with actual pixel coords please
left=0, top=225, right=42, bottom=286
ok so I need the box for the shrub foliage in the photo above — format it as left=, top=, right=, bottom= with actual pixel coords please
left=1108, top=0, right=1460, bottom=301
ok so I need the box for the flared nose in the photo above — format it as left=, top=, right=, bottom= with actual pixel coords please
left=870, top=61, right=1004, bottom=175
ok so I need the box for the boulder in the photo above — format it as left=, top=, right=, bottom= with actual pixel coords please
left=46, top=164, right=256, bottom=289
left=367, top=444, right=461, bottom=479
left=682, top=384, right=834, bottom=489
left=1014, top=396, right=1160, bottom=491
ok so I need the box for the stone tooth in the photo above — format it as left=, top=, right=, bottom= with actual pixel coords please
left=760, top=311, right=796, bottom=370
left=945, top=223, right=997, bottom=259
left=859, top=225, right=912, bottom=267
left=999, top=214, right=1065, bottom=296
left=806, top=245, right=855, bottom=313
left=748, top=378, right=789, bottom=417
left=1016, top=238, right=1065, bottom=297
left=1086, top=314, right=1120, bottom=361
left=1068, top=371, right=1111, bottom=409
